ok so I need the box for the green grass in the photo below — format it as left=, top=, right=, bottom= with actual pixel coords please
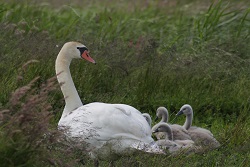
left=0, top=0, right=250, bottom=166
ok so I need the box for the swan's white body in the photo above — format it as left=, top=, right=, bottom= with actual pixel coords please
left=177, top=104, right=220, bottom=149
left=155, top=107, right=191, bottom=140
left=59, top=102, right=157, bottom=160
left=56, top=42, right=162, bottom=165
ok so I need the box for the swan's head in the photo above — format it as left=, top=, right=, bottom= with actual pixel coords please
left=155, top=107, right=168, bottom=122
left=176, top=104, right=193, bottom=116
left=61, top=41, right=96, bottom=63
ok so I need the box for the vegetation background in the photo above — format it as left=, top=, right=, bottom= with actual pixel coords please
left=0, top=0, right=249, bottom=166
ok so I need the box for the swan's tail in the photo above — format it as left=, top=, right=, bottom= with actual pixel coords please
left=131, top=141, right=165, bottom=155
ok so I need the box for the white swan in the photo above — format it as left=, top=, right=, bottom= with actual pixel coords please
left=155, top=107, right=191, bottom=140
left=152, top=122, right=199, bottom=155
left=176, top=104, right=220, bottom=149
left=56, top=42, right=163, bottom=166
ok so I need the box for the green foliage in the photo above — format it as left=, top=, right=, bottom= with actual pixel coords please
left=0, top=0, right=249, bottom=166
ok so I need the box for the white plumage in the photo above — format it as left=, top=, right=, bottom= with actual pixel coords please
left=56, top=42, right=163, bottom=166
left=59, top=103, right=157, bottom=160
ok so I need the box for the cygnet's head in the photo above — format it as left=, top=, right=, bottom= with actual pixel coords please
left=176, top=104, right=193, bottom=116
left=155, top=107, right=168, bottom=122
left=142, top=113, right=152, bottom=127
left=152, top=122, right=171, bottom=133
left=151, top=122, right=173, bottom=140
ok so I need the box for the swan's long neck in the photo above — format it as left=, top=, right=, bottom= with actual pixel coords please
left=163, top=124, right=173, bottom=141
left=56, top=50, right=83, bottom=116
left=183, top=111, right=193, bottom=130
left=160, top=109, right=169, bottom=123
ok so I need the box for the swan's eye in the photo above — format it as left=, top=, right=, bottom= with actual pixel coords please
left=76, top=46, right=88, bottom=55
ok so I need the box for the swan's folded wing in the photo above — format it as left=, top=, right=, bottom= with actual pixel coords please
left=188, top=130, right=220, bottom=149
left=171, top=124, right=192, bottom=140
left=189, top=126, right=214, bottom=137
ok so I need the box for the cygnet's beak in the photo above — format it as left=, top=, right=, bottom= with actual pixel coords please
left=176, top=110, right=183, bottom=116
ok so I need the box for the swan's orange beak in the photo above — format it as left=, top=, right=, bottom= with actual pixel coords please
left=81, top=50, right=96, bottom=64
